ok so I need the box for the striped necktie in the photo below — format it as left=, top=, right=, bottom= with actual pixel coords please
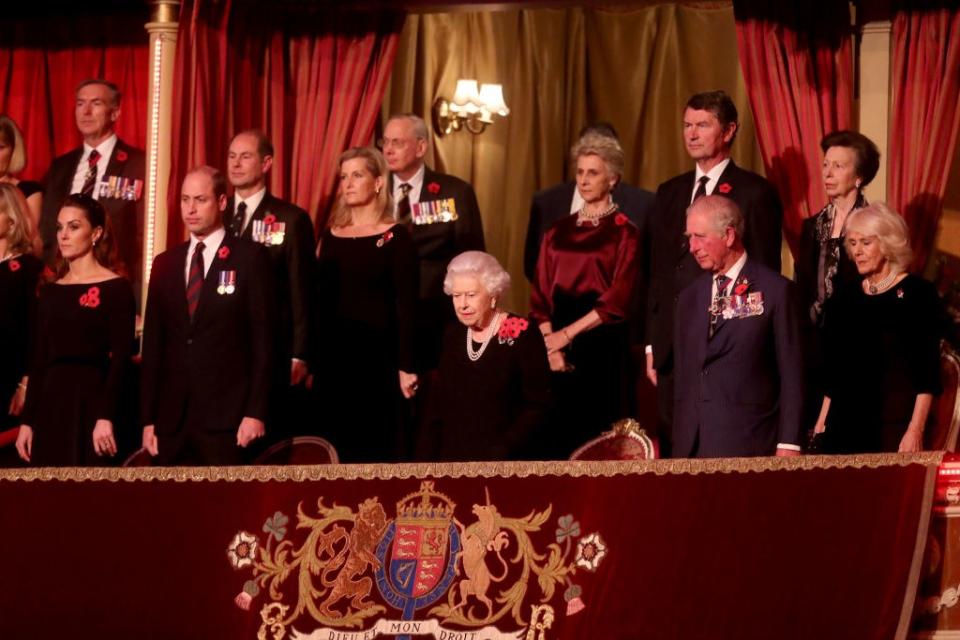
left=81, top=149, right=101, bottom=197
left=186, top=241, right=205, bottom=321
left=709, top=274, right=731, bottom=338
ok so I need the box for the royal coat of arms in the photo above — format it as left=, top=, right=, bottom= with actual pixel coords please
left=226, top=481, right=608, bottom=640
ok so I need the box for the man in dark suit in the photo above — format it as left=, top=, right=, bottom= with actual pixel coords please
left=222, top=130, right=315, bottom=439
left=523, top=123, right=655, bottom=281
left=40, top=79, right=146, bottom=303
left=646, top=90, right=784, bottom=454
left=140, top=166, right=275, bottom=465
left=673, top=195, right=801, bottom=458
left=382, top=113, right=485, bottom=371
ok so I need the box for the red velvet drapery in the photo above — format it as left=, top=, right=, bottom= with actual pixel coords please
left=0, top=10, right=148, bottom=182
left=733, top=1, right=854, bottom=257
left=167, top=0, right=403, bottom=246
left=888, top=5, right=960, bottom=271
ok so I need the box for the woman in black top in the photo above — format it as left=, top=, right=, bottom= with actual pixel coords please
left=815, top=203, right=943, bottom=453
left=0, top=115, right=42, bottom=227
left=314, top=147, right=418, bottom=462
left=16, top=194, right=135, bottom=466
left=0, top=184, right=42, bottom=431
left=423, top=251, right=551, bottom=461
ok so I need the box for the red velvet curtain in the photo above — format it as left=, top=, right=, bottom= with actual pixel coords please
left=888, top=4, right=960, bottom=271
left=167, top=0, right=404, bottom=246
left=0, top=10, right=149, bottom=182
left=733, top=1, right=854, bottom=257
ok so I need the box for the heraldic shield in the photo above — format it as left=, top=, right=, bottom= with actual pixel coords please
left=375, top=481, right=461, bottom=632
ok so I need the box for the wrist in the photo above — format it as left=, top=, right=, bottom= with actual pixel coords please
left=561, top=328, right=573, bottom=344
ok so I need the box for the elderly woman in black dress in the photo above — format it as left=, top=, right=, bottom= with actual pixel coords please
left=814, top=203, right=943, bottom=453
left=16, top=194, right=135, bottom=465
left=0, top=184, right=42, bottom=431
left=422, top=251, right=551, bottom=461
left=0, top=115, right=42, bottom=227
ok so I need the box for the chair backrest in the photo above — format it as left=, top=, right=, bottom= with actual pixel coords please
left=122, top=447, right=154, bottom=467
left=928, top=341, right=960, bottom=452
left=253, top=436, right=339, bottom=465
left=569, top=418, right=657, bottom=461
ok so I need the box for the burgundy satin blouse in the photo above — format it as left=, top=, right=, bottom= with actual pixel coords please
left=530, top=212, right=639, bottom=324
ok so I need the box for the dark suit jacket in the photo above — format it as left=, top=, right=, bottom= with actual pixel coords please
left=224, top=193, right=315, bottom=363
left=405, top=166, right=485, bottom=369
left=40, top=138, right=146, bottom=303
left=672, top=258, right=803, bottom=457
left=646, top=160, right=783, bottom=371
left=140, top=234, right=276, bottom=449
left=523, top=180, right=655, bottom=281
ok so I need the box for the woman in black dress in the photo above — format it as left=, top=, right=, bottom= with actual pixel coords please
left=423, top=251, right=551, bottom=461
left=0, top=115, right=43, bottom=228
left=314, top=147, right=418, bottom=462
left=16, top=194, right=135, bottom=466
left=814, top=203, right=943, bottom=453
left=0, top=184, right=42, bottom=432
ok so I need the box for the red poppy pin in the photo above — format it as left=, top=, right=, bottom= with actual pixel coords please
left=427, top=182, right=441, bottom=195
left=376, top=230, right=394, bottom=248
left=262, top=213, right=276, bottom=226
left=116, top=150, right=128, bottom=163
left=614, top=213, right=629, bottom=226
left=218, top=246, right=230, bottom=260
left=497, top=316, right=530, bottom=344
left=8, top=259, right=20, bottom=272
left=734, top=278, right=750, bottom=296
left=718, top=183, right=732, bottom=194
left=79, top=286, right=101, bottom=309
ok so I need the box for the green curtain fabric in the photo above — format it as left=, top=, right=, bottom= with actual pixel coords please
left=382, top=3, right=764, bottom=312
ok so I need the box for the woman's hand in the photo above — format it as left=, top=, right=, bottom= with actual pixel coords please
left=547, top=350, right=570, bottom=372
left=93, top=419, right=118, bottom=457
left=399, top=370, right=419, bottom=399
left=8, top=385, right=26, bottom=416
left=15, top=425, right=32, bottom=462
left=544, top=329, right=571, bottom=354
left=142, top=425, right=159, bottom=456
left=898, top=426, right=924, bottom=453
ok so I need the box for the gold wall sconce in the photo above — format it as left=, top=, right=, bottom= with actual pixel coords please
left=433, top=79, right=510, bottom=136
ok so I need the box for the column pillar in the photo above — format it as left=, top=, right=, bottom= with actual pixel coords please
left=858, top=20, right=892, bottom=203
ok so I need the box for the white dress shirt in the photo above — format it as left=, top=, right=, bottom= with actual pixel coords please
left=233, top=187, right=267, bottom=233
left=184, top=226, right=226, bottom=283
left=70, top=134, right=118, bottom=200
left=569, top=186, right=586, bottom=214
left=690, top=157, right=731, bottom=203
left=392, top=164, right=425, bottom=218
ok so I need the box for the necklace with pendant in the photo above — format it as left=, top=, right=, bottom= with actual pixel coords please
left=466, top=312, right=504, bottom=362
left=576, top=201, right=618, bottom=227
left=867, top=270, right=899, bottom=295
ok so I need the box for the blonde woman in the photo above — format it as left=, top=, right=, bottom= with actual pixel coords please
left=814, top=203, right=944, bottom=453
left=0, top=115, right=42, bottom=228
left=313, top=147, right=418, bottom=462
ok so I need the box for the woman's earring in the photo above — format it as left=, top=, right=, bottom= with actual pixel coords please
left=855, top=180, right=862, bottom=189
left=490, top=299, right=496, bottom=309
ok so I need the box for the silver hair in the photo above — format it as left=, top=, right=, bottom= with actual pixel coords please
left=570, top=132, right=624, bottom=180
left=443, top=251, right=511, bottom=298
left=388, top=113, right=429, bottom=141
left=844, top=202, right=913, bottom=272
left=686, top=194, right=745, bottom=238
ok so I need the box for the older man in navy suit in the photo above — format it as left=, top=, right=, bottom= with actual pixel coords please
left=672, top=195, right=802, bottom=458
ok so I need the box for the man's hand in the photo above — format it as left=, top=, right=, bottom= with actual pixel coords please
left=237, top=417, right=266, bottom=448
left=290, top=359, right=308, bottom=386
left=399, top=370, right=419, bottom=399
left=142, top=425, right=159, bottom=456
left=92, top=419, right=118, bottom=457
left=645, top=351, right=657, bottom=386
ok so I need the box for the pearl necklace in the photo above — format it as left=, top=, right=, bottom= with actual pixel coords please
left=466, top=312, right=504, bottom=362
left=866, top=270, right=900, bottom=295
left=576, top=201, right=618, bottom=226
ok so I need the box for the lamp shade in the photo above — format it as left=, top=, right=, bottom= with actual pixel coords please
left=479, top=83, right=509, bottom=116
left=451, top=79, right=481, bottom=114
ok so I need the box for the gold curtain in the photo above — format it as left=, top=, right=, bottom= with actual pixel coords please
left=382, top=2, right=764, bottom=312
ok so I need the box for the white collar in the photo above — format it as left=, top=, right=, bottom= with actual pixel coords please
left=393, top=164, right=425, bottom=194
left=715, top=250, right=748, bottom=294
left=235, top=187, right=267, bottom=214
left=83, top=133, right=118, bottom=161
left=189, top=225, right=226, bottom=253
left=695, top=157, right=731, bottom=185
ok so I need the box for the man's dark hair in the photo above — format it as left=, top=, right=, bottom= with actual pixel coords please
left=187, top=165, right=228, bottom=200
left=685, top=90, right=739, bottom=144
left=578, top=121, right=619, bottom=141
left=76, top=79, right=122, bottom=109
left=820, top=130, right=881, bottom=188
left=235, top=129, right=274, bottom=160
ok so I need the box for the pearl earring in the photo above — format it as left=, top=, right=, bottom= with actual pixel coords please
left=490, top=299, right=496, bottom=309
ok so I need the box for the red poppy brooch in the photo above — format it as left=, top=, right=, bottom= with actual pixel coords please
left=614, top=213, right=629, bottom=226
left=262, top=213, right=276, bottom=226
left=79, top=286, right=101, bottom=309
left=218, top=246, right=231, bottom=260
left=8, top=259, right=20, bottom=272
left=116, top=150, right=128, bottom=162
left=376, top=230, right=394, bottom=248
left=497, top=316, right=529, bottom=345
left=733, top=278, right=750, bottom=296
left=426, top=182, right=441, bottom=194
left=718, top=183, right=732, bottom=194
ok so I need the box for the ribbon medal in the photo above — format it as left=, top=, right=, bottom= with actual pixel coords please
left=98, top=175, right=143, bottom=201
left=252, top=219, right=286, bottom=246
left=411, top=198, right=458, bottom=225
left=217, top=270, right=237, bottom=295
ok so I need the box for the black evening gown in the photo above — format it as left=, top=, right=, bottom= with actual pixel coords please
left=16, top=180, right=42, bottom=200
left=821, top=275, right=944, bottom=453
left=0, top=254, right=42, bottom=431
left=20, top=278, right=136, bottom=466
left=314, top=224, right=417, bottom=463
left=424, top=313, right=552, bottom=461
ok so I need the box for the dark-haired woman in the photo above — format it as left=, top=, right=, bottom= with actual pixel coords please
left=16, top=194, right=135, bottom=466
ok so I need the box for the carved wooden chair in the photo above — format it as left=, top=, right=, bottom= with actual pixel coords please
left=927, top=340, right=960, bottom=452
left=253, top=436, right=339, bottom=465
left=569, top=418, right=658, bottom=461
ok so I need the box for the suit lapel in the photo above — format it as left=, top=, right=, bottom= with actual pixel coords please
left=672, top=172, right=696, bottom=262
left=192, top=235, right=232, bottom=326
left=170, top=242, right=191, bottom=326
left=693, top=275, right=712, bottom=367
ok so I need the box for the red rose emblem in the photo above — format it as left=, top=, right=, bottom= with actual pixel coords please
left=427, top=182, right=441, bottom=194
left=218, top=246, right=230, bottom=260
left=8, top=259, right=20, bottom=272
left=116, top=150, right=128, bottom=162
left=614, top=213, right=629, bottom=226
left=262, top=213, right=276, bottom=226
left=718, top=183, right=732, bottom=194
left=79, top=286, right=101, bottom=309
